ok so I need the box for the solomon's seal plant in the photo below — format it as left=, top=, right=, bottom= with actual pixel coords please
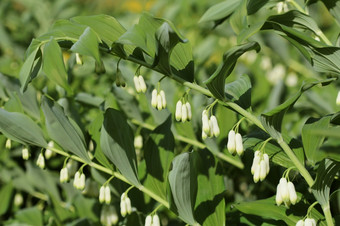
left=1, top=0, right=340, bottom=225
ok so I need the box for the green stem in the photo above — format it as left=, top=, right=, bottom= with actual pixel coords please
left=322, top=204, right=334, bottom=226
left=277, top=140, right=314, bottom=187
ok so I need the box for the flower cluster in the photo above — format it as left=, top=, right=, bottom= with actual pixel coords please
left=73, top=171, right=86, bottom=190
left=145, top=214, right=160, bottom=226
left=251, top=151, right=270, bottom=183
left=151, top=89, right=166, bottom=110
left=296, top=218, right=317, bottom=226
left=99, top=185, right=111, bottom=204
left=60, top=167, right=69, bottom=183
left=133, top=75, right=147, bottom=93
left=175, top=100, right=192, bottom=122
left=100, top=205, right=119, bottom=226
left=227, top=130, right=243, bottom=156
left=36, top=153, right=45, bottom=169
left=22, top=147, right=30, bottom=160
left=120, top=193, right=132, bottom=217
left=276, top=178, right=297, bottom=207
left=201, top=110, right=220, bottom=139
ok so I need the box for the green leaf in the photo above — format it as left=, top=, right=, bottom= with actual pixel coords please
left=100, top=108, right=140, bottom=187
left=41, top=96, right=90, bottom=162
left=15, top=206, right=43, bottom=226
left=0, top=109, right=47, bottom=147
left=320, top=0, right=340, bottom=26
left=225, top=74, right=252, bottom=109
left=19, top=48, right=41, bottom=93
left=194, top=150, right=226, bottom=226
left=302, top=116, right=332, bottom=165
left=261, top=78, right=336, bottom=140
left=199, top=0, right=241, bottom=25
left=168, top=152, right=198, bottom=225
left=71, top=14, right=127, bottom=47
left=144, top=115, right=174, bottom=200
left=203, top=42, right=260, bottom=100
left=247, top=0, right=271, bottom=15
left=0, top=182, right=13, bottom=216
left=229, top=0, right=248, bottom=34
left=70, top=27, right=101, bottom=63
left=73, top=194, right=99, bottom=222
left=312, top=159, right=340, bottom=206
left=42, top=37, right=72, bottom=93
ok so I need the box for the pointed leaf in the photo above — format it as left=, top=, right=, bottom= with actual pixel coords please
left=302, top=116, right=332, bottom=165
left=261, top=78, right=336, bottom=140
left=204, top=42, right=260, bottom=100
left=0, top=109, right=47, bottom=147
left=19, top=48, right=41, bottom=93
left=41, top=96, right=90, bottom=162
left=144, top=116, right=174, bottom=200
left=194, top=150, right=226, bottom=226
left=42, top=38, right=71, bottom=93
left=100, top=108, right=140, bottom=187
left=168, top=152, right=198, bottom=225
left=225, top=74, right=252, bottom=109
left=70, top=27, right=101, bottom=63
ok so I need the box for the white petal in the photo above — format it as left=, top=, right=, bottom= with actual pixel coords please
left=105, top=186, right=111, bottom=204
left=152, top=214, right=160, bottom=226
left=181, top=103, right=188, bottom=122
left=235, top=133, right=244, bottom=156
left=296, top=219, right=304, bottom=226
left=263, top=153, right=270, bottom=174
left=120, top=200, right=127, bottom=217
left=280, top=178, right=289, bottom=203
left=186, top=102, right=192, bottom=121
left=253, top=163, right=260, bottom=183
left=210, top=115, right=220, bottom=137
left=251, top=151, right=260, bottom=175
left=202, top=111, right=210, bottom=134
left=276, top=183, right=283, bottom=206
left=133, top=76, right=141, bottom=93
left=304, top=218, right=316, bottom=226
left=138, top=75, right=147, bottom=93
left=202, top=131, right=208, bottom=140
left=288, top=182, right=297, bottom=205
left=175, top=101, right=182, bottom=121
left=259, top=160, right=267, bottom=181
left=145, top=215, right=152, bottom=226
left=151, top=89, right=158, bottom=108
left=160, top=90, right=166, bottom=108
left=125, top=197, right=132, bottom=214
left=157, top=94, right=163, bottom=110
left=99, top=186, right=105, bottom=203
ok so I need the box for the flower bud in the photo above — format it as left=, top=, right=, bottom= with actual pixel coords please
left=253, top=163, right=260, bottom=183
left=157, top=94, right=163, bottom=110
left=73, top=171, right=80, bottom=189
left=208, top=119, right=214, bottom=137
left=336, top=91, right=340, bottom=106
left=79, top=173, right=86, bottom=190
left=152, top=214, right=160, bottom=226
left=108, top=205, right=118, bottom=225
left=175, top=100, right=182, bottom=121
left=202, top=131, right=208, bottom=140
left=5, top=139, right=11, bottom=149
left=151, top=89, right=158, bottom=108
left=296, top=219, right=304, bottom=226
left=99, top=186, right=105, bottom=203
left=14, top=193, right=23, bottom=207
left=60, top=167, right=69, bottom=183
left=202, top=110, right=210, bottom=134
left=210, top=115, right=220, bottom=137
left=145, top=215, right=152, bottom=226
left=120, top=197, right=127, bottom=217
left=186, top=102, right=192, bottom=121
left=227, top=130, right=236, bottom=154
left=235, top=133, right=244, bottom=156
left=105, top=186, right=111, bottom=204
left=288, top=181, right=297, bottom=205
left=125, top=196, right=132, bottom=214
left=134, top=135, right=143, bottom=150
left=45, top=141, right=54, bottom=159
left=138, top=75, right=147, bottom=93
left=279, top=178, right=289, bottom=203
left=134, top=76, right=141, bottom=93
left=304, top=218, right=316, bottom=226
left=36, top=153, right=45, bottom=169
left=276, top=183, right=283, bottom=206
left=181, top=103, right=188, bottom=122
left=251, top=151, right=260, bottom=175
left=263, top=153, right=270, bottom=174
left=22, top=148, right=30, bottom=160
left=160, top=90, right=166, bottom=109
left=259, top=160, right=267, bottom=181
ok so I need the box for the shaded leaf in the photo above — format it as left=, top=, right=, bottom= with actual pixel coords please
left=0, top=108, right=47, bottom=147
left=320, top=0, right=340, bottom=26
left=42, top=37, right=71, bottom=93
left=199, top=0, right=241, bottom=25
left=19, top=48, right=41, bottom=93
left=15, top=207, right=43, bottom=226
left=100, top=108, right=140, bottom=187
left=144, top=115, right=174, bottom=200
left=41, top=96, right=90, bottom=162
left=168, top=152, right=198, bottom=225
left=302, top=116, right=332, bottom=165
left=0, top=183, right=13, bottom=216
left=225, top=74, right=252, bottom=109
left=204, top=42, right=260, bottom=100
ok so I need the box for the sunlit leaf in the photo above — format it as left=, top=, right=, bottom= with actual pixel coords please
left=199, top=0, right=240, bottom=25
left=41, top=96, right=90, bottom=162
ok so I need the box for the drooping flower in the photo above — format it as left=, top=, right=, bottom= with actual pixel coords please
left=175, top=100, right=182, bottom=121
left=22, top=147, right=30, bottom=160
left=304, top=218, right=316, bottom=226
left=36, top=153, right=45, bottom=169
left=276, top=178, right=298, bottom=207
left=60, top=167, right=69, bottom=183
left=227, top=130, right=236, bottom=155
left=235, top=133, right=244, bottom=156
left=120, top=193, right=132, bottom=217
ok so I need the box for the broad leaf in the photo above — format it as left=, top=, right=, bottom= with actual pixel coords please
left=19, top=48, right=41, bottom=93
left=229, top=0, right=248, bottom=34
left=320, top=0, right=340, bottom=26
left=168, top=152, right=198, bottom=225
left=194, top=150, right=226, bottom=226
left=41, top=96, right=90, bottom=162
left=100, top=108, right=140, bottom=187
left=0, top=109, right=47, bottom=147
left=0, top=183, right=13, bottom=216
left=225, top=74, right=252, bottom=109
left=15, top=207, right=43, bottom=226
left=199, top=0, right=241, bottom=26
left=261, top=78, right=336, bottom=140
left=42, top=38, right=71, bottom=93
left=312, top=159, right=340, bottom=207
left=70, top=27, right=101, bottom=63
left=204, top=42, right=260, bottom=100
left=302, top=116, right=332, bottom=165
left=144, top=115, right=174, bottom=200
